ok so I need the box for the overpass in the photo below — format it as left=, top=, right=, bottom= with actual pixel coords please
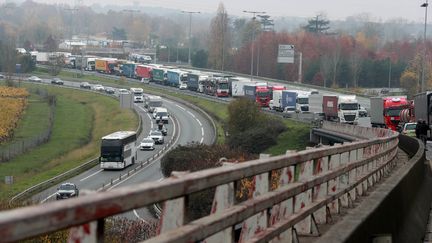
left=0, top=121, right=430, bottom=242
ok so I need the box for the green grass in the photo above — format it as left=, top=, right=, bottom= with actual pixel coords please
left=0, top=84, right=138, bottom=199
left=1, top=93, right=51, bottom=146
left=264, top=119, right=311, bottom=156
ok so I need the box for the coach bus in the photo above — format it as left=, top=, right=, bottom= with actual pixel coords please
left=100, top=131, right=137, bottom=170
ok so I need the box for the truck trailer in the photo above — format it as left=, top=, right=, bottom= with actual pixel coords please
left=243, top=84, right=272, bottom=107
left=135, top=65, right=153, bottom=82
left=370, top=96, right=408, bottom=131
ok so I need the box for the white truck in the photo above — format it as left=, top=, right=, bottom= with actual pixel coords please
left=337, top=95, right=360, bottom=125
left=231, top=80, right=255, bottom=97
left=296, top=91, right=310, bottom=113
left=145, top=95, right=163, bottom=113
left=308, top=93, right=324, bottom=114
left=130, top=87, right=144, bottom=103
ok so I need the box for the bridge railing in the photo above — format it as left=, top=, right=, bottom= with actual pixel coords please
left=0, top=122, right=399, bottom=242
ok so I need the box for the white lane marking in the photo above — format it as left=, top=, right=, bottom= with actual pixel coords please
left=175, top=104, right=186, bottom=111
left=80, top=169, right=103, bottom=182
left=201, top=127, right=204, bottom=137
left=187, top=111, right=196, bottom=118
left=133, top=209, right=149, bottom=223
left=196, top=119, right=202, bottom=126
left=41, top=193, right=56, bottom=203
left=103, top=115, right=179, bottom=191
left=200, top=137, right=204, bottom=144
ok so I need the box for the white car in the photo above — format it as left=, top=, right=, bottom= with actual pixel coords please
left=149, top=130, right=164, bottom=144
left=179, top=83, right=188, bottom=90
left=93, top=84, right=105, bottom=92
left=117, top=88, right=130, bottom=96
left=27, top=76, right=42, bottom=82
left=140, top=137, right=155, bottom=150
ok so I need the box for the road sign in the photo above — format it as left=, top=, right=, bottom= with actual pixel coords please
left=277, top=44, right=295, bottom=64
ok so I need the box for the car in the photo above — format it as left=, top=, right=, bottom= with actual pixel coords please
left=80, top=82, right=91, bottom=89
left=93, top=84, right=105, bottom=92
left=141, top=77, right=150, bottom=84
left=117, top=88, right=130, bottom=95
left=51, top=78, right=64, bottom=85
left=157, top=123, right=168, bottom=136
left=105, top=86, right=115, bottom=94
left=140, top=137, right=155, bottom=150
left=149, top=130, right=164, bottom=144
left=400, top=122, right=417, bottom=137
left=56, top=183, right=79, bottom=200
left=0, top=74, right=4, bottom=79
left=358, top=106, right=368, bottom=117
left=27, top=76, right=42, bottom=82
left=179, top=83, right=188, bottom=90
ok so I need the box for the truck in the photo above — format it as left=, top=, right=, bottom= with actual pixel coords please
left=370, top=96, right=409, bottom=131
left=95, top=58, right=117, bottom=74
left=414, top=92, right=432, bottom=138
left=76, top=56, right=96, bottom=71
left=337, top=95, right=360, bottom=125
left=202, top=77, right=230, bottom=97
left=295, top=91, right=310, bottom=113
left=32, top=52, right=50, bottom=63
left=130, top=87, right=144, bottom=103
left=270, top=90, right=295, bottom=112
left=308, top=93, right=324, bottom=114
left=188, top=72, right=208, bottom=92
left=166, top=69, right=188, bottom=87
left=243, top=84, right=272, bottom=107
left=120, top=63, right=136, bottom=78
left=231, top=80, right=256, bottom=97
left=152, top=68, right=166, bottom=84
left=136, top=65, right=153, bottom=82
left=228, top=77, right=250, bottom=96
left=323, top=95, right=339, bottom=122
left=145, top=95, right=163, bottom=113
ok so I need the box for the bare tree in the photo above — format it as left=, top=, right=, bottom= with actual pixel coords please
left=208, top=3, right=230, bottom=70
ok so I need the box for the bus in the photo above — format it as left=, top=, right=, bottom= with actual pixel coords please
left=130, top=87, right=144, bottom=103
left=100, top=131, right=137, bottom=170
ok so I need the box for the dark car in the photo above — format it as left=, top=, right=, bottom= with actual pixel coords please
left=157, top=123, right=168, bottom=136
left=105, top=86, right=115, bottom=94
left=80, top=82, right=91, bottom=89
left=51, top=78, right=64, bottom=85
left=56, top=183, right=79, bottom=200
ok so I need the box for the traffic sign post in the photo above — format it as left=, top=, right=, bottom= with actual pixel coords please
left=277, top=44, right=295, bottom=64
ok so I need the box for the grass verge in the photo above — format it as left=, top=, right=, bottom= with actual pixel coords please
left=0, top=84, right=137, bottom=200
left=265, top=119, right=311, bottom=156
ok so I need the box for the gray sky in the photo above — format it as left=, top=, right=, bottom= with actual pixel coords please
left=25, top=0, right=429, bottom=22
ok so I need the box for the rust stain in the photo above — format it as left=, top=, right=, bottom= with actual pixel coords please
left=287, top=169, right=293, bottom=182
left=301, top=202, right=305, bottom=209
left=332, top=186, right=336, bottom=192
left=211, top=201, right=218, bottom=214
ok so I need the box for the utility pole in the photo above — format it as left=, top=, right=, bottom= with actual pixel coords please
left=244, top=10, right=266, bottom=81
left=421, top=0, right=429, bottom=92
left=181, top=10, right=200, bottom=66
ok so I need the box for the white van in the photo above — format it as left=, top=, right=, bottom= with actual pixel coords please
left=153, top=107, right=169, bottom=124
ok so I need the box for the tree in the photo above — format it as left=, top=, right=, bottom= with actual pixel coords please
left=111, top=27, right=127, bottom=40
left=192, top=49, right=208, bottom=68
left=303, top=14, right=330, bottom=34
left=208, top=3, right=231, bottom=70
left=400, top=70, right=418, bottom=98
left=43, top=35, right=57, bottom=52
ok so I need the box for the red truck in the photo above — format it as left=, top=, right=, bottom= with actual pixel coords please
left=135, top=65, right=153, bottom=82
left=202, top=78, right=230, bottom=97
left=370, top=96, right=409, bottom=131
left=244, top=84, right=272, bottom=107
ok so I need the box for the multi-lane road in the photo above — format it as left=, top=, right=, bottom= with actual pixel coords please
left=21, top=77, right=215, bottom=220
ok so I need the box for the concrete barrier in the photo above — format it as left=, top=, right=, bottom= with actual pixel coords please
left=317, top=135, right=431, bottom=243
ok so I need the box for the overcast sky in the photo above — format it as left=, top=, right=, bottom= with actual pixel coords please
left=22, top=0, right=430, bottom=22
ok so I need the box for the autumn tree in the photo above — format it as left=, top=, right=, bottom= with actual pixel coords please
left=208, top=3, right=231, bottom=70
left=400, top=70, right=418, bottom=98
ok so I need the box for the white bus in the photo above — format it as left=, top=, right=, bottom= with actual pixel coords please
left=130, top=87, right=144, bottom=103
left=100, top=131, right=137, bottom=170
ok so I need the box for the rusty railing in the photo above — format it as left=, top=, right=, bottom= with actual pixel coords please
left=0, top=122, right=399, bottom=242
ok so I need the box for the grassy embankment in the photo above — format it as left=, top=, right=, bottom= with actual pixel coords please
left=0, top=83, right=137, bottom=200
left=34, top=68, right=310, bottom=152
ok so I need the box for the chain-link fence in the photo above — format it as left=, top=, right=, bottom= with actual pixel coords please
left=0, top=88, right=56, bottom=162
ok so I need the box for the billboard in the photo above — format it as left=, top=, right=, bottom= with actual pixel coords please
left=277, top=44, right=295, bottom=63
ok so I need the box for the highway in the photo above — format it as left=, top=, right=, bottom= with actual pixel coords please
left=24, top=77, right=215, bottom=222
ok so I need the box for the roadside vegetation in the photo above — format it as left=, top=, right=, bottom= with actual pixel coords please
left=0, top=83, right=138, bottom=200
left=0, top=87, right=29, bottom=142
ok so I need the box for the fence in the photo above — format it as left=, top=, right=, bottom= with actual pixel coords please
left=0, top=89, right=55, bottom=162
left=0, top=122, right=400, bottom=242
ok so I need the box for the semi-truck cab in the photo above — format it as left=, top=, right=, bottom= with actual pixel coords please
left=337, top=95, right=360, bottom=125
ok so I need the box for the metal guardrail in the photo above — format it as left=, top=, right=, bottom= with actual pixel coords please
left=0, top=122, right=399, bottom=242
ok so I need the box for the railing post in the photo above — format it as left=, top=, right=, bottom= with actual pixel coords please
left=269, top=150, right=296, bottom=243
left=205, top=163, right=235, bottom=243
left=313, top=152, right=329, bottom=224
left=294, top=149, right=314, bottom=235
left=239, top=154, right=270, bottom=242
left=339, top=150, right=350, bottom=207
left=349, top=148, right=357, bottom=201
left=328, top=144, right=341, bottom=214
left=157, top=171, right=188, bottom=234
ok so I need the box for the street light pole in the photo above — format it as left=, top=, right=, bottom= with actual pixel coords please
left=181, top=10, right=200, bottom=66
left=244, top=10, right=266, bottom=81
left=422, top=0, right=429, bottom=92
